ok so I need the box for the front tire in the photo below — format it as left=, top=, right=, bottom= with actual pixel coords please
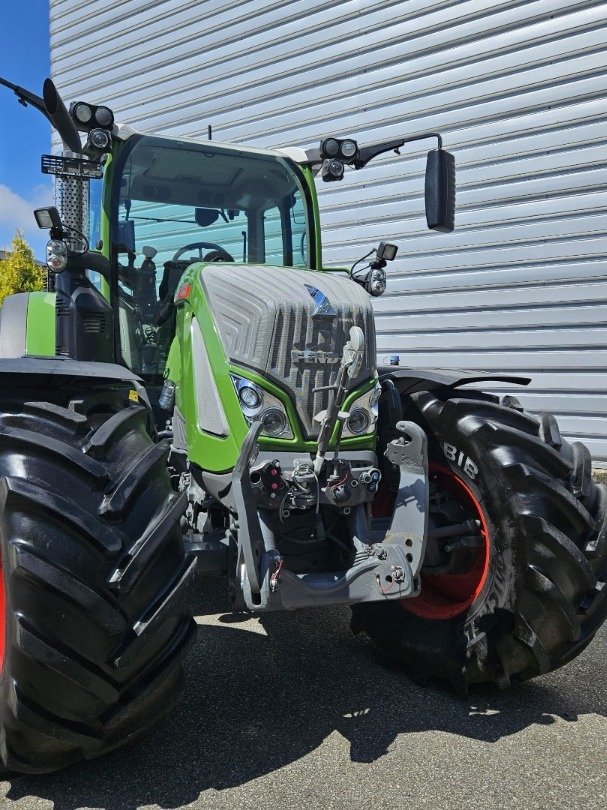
left=0, top=390, right=196, bottom=774
left=352, top=389, right=607, bottom=691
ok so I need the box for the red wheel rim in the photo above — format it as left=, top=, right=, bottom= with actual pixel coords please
left=403, top=464, right=490, bottom=620
left=0, top=558, right=5, bottom=671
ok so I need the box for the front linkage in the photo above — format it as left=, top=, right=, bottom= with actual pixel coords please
left=232, top=418, right=428, bottom=611
left=230, top=329, right=429, bottom=611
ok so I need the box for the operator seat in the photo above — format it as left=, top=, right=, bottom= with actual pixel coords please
left=158, top=259, right=191, bottom=307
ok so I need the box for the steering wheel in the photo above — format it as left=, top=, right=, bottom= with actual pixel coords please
left=172, top=242, right=234, bottom=263
left=300, top=231, right=308, bottom=264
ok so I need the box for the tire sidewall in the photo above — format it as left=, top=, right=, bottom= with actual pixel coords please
left=394, top=397, right=522, bottom=664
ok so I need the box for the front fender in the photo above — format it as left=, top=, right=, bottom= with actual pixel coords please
left=378, top=366, right=530, bottom=395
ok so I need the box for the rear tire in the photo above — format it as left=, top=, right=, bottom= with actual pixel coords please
left=0, top=390, right=195, bottom=774
left=352, top=389, right=607, bottom=691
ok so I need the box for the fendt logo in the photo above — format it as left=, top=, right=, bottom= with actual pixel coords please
left=304, top=284, right=338, bottom=317
left=291, top=348, right=339, bottom=365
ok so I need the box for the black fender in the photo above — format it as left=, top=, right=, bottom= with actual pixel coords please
left=378, top=366, right=530, bottom=396
left=0, top=356, right=141, bottom=384
left=0, top=357, right=155, bottom=433
left=376, top=367, right=531, bottom=446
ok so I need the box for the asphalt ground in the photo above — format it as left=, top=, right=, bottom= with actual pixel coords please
left=1, top=572, right=606, bottom=810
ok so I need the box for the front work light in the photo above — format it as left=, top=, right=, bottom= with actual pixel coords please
left=34, top=206, right=62, bottom=231
left=340, top=139, right=358, bottom=159
left=322, top=138, right=339, bottom=157
left=88, top=128, right=112, bottom=151
left=321, top=158, right=344, bottom=182
left=377, top=242, right=398, bottom=262
left=94, top=106, right=114, bottom=128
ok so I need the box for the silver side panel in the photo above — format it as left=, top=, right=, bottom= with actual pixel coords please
left=201, top=264, right=375, bottom=438
left=0, top=294, right=28, bottom=358
left=172, top=405, right=188, bottom=451
left=191, top=317, right=228, bottom=437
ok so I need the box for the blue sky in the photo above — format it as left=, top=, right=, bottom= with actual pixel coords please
left=0, top=1, right=52, bottom=259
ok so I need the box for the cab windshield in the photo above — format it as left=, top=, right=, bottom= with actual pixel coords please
left=110, top=135, right=313, bottom=379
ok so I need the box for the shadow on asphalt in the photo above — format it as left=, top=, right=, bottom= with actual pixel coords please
left=3, top=574, right=606, bottom=809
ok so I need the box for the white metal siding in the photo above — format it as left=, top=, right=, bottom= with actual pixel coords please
left=50, top=0, right=607, bottom=462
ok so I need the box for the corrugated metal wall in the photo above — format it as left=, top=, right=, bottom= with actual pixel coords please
left=50, top=0, right=607, bottom=463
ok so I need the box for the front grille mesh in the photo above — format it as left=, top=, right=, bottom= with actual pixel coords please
left=271, top=303, right=375, bottom=436
left=202, top=264, right=376, bottom=438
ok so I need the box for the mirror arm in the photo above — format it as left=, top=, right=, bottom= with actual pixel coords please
left=305, top=146, right=321, bottom=164
left=304, top=132, right=444, bottom=168
left=0, top=76, right=49, bottom=120
left=0, top=76, right=81, bottom=153
left=353, top=132, right=443, bottom=169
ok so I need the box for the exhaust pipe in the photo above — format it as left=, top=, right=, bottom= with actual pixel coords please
left=43, top=78, right=81, bottom=153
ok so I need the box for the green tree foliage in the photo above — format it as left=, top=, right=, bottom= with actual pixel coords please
left=0, top=231, right=45, bottom=306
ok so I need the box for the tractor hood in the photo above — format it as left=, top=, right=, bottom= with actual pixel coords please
left=199, top=264, right=376, bottom=438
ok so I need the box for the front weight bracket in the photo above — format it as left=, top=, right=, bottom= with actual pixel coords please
left=383, top=420, right=429, bottom=578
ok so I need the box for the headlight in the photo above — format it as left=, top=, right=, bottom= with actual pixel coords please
left=72, top=102, right=92, bottom=124
left=321, top=137, right=339, bottom=157
left=239, top=383, right=262, bottom=411
left=260, top=408, right=288, bottom=437
left=46, top=239, right=68, bottom=273
left=341, top=380, right=381, bottom=438
left=231, top=375, right=293, bottom=439
left=340, top=139, right=358, bottom=159
left=232, top=376, right=263, bottom=417
left=321, top=158, right=344, bottom=182
left=346, top=408, right=371, bottom=435
left=366, top=267, right=386, bottom=296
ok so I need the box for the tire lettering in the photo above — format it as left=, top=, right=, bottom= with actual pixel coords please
left=443, top=442, right=457, bottom=461
left=464, top=458, right=479, bottom=480
left=442, top=442, right=479, bottom=481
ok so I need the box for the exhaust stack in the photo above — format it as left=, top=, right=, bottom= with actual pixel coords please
left=42, top=79, right=82, bottom=154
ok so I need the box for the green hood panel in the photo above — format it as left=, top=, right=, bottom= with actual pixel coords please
left=26, top=292, right=56, bottom=356
left=174, top=263, right=376, bottom=474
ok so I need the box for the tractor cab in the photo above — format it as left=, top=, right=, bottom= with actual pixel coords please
left=102, top=134, right=315, bottom=381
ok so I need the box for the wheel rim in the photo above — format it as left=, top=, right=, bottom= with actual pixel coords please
left=403, top=464, right=490, bottom=620
left=0, top=557, right=5, bottom=671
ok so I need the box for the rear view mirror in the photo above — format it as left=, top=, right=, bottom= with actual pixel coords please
left=425, top=149, right=455, bottom=232
left=116, top=220, right=136, bottom=253
left=195, top=208, right=220, bottom=227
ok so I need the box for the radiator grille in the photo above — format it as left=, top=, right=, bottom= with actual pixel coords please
left=202, top=264, right=376, bottom=438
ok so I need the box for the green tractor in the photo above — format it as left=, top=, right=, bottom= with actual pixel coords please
left=0, top=76, right=605, bottom=775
